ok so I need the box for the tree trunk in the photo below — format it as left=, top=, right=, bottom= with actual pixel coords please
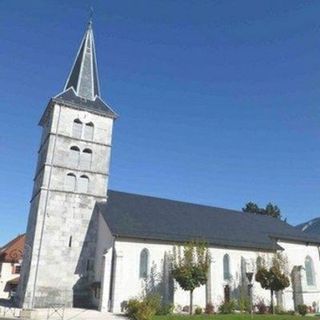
left=189, top=290, right=193, bottom=315
left=270, top=289, right=274, bottom=314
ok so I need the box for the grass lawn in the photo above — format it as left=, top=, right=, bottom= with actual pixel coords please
left=154, top=315, right=308, bottom=320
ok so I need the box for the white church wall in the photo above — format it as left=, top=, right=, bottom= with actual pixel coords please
left=102, top=238, right=320, bottom=313
left=111, top=238, right=174, bottom=313
left=108, top=238, right=273, bottom=313
left=93, top=213, right=114, bottom=310
left=278, top=241, right=320, bottom=311
left=208, top=247, right=270, bottom=309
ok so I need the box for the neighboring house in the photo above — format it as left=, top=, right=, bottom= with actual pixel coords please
left=0, top=234, right=25, bottom=299
left=16, top=20, right=320, bottom=314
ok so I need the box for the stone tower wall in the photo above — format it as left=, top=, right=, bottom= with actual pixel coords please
left=18, top=102, right=114, bottom=308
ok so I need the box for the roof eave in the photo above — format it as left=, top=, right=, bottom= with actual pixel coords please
left=52, top=96, right=118, bottom=119
left=108, top=233, right=281, bottom=252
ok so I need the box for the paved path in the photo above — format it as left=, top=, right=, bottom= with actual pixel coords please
left=0, top=307, right=128, bottom=320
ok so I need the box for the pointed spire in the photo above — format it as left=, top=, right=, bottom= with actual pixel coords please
left=64, top=21, right=100, bottom=101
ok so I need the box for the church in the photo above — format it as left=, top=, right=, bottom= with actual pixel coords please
left=17, top=22, right=320, bottom=314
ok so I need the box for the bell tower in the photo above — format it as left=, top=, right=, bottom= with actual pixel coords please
left=18, top=21, right=117, bottom=308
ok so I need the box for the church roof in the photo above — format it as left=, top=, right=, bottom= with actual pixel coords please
left=98, top=190, right=320, bottom=251
left=52, top=88, right=117, bottom=118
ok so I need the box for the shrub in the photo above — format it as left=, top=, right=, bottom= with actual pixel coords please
left=275, top=305, right=285, bottom=314
left=287, top=310, right=296, bottom=315
left=125, top=295, right=160, bottom=320
left=156, top=303, right=174, bottom=315
left=255, top=299, right=267, bottom=314
left=237, top=296, right=251, bottom=313
left=126, top=299, right=141, bottom=318
left=218, top=300, right=236, bottom=314
left=182, top=305, right=190, bottom=313
left=205, top=302, right=215, bottom=314
left=144, top=294, right=161, bottom=313
left=297, top=304, right=308, bottom=316
left=195, top=307, right=202, bottom=315
left=135, top=302, right=156, bottom=320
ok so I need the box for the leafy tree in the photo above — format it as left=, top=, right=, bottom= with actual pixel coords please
left=242, top=202, right=281, bottom=219
left=255, top=253, right=290, bottom=313
left=171, top=241, right=210, bottom=314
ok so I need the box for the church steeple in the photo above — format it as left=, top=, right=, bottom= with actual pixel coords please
left=50, top=20, right=116, bottom=120
left=64, top=21, right=100, bottom=101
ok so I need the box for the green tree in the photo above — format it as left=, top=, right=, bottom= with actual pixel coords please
left=242, top=202, right=262, bottom=214
left=264, top=203, right=281, bottom=219
left=255, top=253, right=290, bottom=313
left=171, top=241, right=210, bottom=314
left=242, top=202, right=281, bottom=219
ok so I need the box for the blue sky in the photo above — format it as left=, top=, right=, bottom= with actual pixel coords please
left=0, top=0, right=319, bottom=244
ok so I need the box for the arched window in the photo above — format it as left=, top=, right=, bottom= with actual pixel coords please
left=305, top=256, right=316, bottom=286
left=66, top=173, right=76, bottom=191
left=223, top=254, right=231, bottom=280
left=72, top=119, right=83, bottom=139
left=139, top=248, right=149, bottom=278
left=70, top=146, right=80, bottom=167
left=80, top=148, right=92, bottom=170
left=84, top=122, right=94, bottom=140
left=78, top=175, right=89, bottom=193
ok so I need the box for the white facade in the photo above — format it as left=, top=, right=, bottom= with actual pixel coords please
left=0, top=262, right=21, bottom=299
left=95, top=216, right=320, bottom=313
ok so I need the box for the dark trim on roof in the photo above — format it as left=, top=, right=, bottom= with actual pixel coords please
left=112, top=235, right=283, bottom=252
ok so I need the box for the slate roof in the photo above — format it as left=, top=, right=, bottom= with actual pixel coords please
left=64, top=21, right=100, bottom=101
left=50, top=22, right=117, bottom=118
left=53, top=88, right=117, bottom=118
left=296, top=218, right=320, bottom=235
left=97, top=190, right=320, bottom=251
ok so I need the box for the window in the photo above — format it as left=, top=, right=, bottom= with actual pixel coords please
left=68, top=236, right=72, bottom=248
left=305, top=256, right=316, bottom=286
left=66, top=173, right=76, bottom=191
left=84, top=122, right=94, bottom=140
left=72, top=119, right=83, bottom=139
left=70, top=146, right=80, bottom=167
left=139, top=248, right=149, bottom=278
left=223, top=254, right=231, bottom=281
left=94, top=286, right=101, bottom=299
left=80, top=148, right=92, bottom=170
left=86, top=259, right=94, bottom=272
left=78, top=175, right=89, bottom=193
left=14, top=265, right=21, bottom=274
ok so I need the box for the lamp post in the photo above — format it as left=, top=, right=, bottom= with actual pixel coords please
left=246, top=271, right=254, bottom=317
